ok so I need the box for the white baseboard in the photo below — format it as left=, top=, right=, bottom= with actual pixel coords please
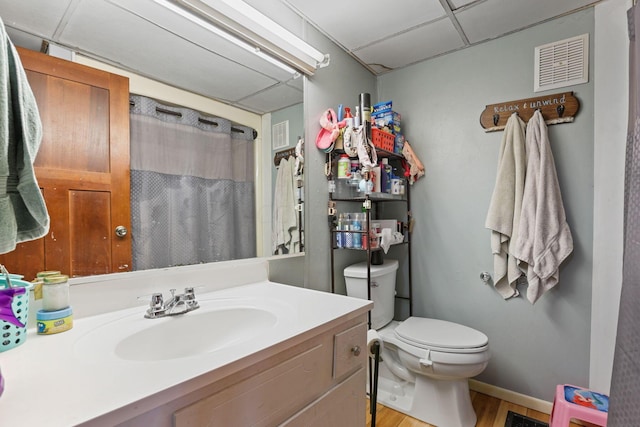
left=469, top=379, right=553, bottom=414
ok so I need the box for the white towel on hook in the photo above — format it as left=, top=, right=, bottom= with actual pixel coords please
left=485, top=112, right=527, bottom=299
left=272, top=157, right=297, bottom=254
left=512, top=110, right=573, bottom=303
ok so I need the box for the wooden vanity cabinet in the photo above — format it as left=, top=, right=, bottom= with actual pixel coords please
left=113, top=313, right=368, bottom=427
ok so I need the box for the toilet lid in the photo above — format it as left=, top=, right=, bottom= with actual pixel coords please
left=394, top=317, right=488, bottom=353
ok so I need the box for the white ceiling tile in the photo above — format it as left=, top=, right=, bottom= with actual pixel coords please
left=0, top=0, right=72, bottom=38
left=449, top=0, right=482, bottom=9
left=456, top=0, right=597, bottom=44
left=354, top=18, right=465, bottom=70
left=5, top=27, right=43, bottom=51
left=236, top=83, right=303, bottom=114
left=286, top=0, right=447, bottom=50
left=242, top=0, right=306, bottom=38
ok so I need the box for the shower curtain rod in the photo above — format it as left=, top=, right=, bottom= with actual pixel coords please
left=129, top=99, right=256, bottom=137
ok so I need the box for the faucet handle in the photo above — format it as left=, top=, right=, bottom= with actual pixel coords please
left=183, top=287, right=199, bottom=309
left=150, top=292, right=164, bottom=310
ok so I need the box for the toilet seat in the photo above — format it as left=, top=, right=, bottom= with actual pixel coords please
left=394, top=317, right=488, bottom=354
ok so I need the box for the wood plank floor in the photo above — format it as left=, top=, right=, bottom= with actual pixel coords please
left=366, top=390, right=583, bottom=427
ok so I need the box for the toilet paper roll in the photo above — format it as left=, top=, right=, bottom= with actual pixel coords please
left=367, top=329, right=383, bottom=359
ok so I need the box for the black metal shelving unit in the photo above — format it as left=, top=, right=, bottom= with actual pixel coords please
left=328, top=149, right=413, bottom=325
left=326, top=147, right=413, bottom=427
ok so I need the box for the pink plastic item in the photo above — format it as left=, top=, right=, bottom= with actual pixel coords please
left=549, top=384, right=608, bottom=427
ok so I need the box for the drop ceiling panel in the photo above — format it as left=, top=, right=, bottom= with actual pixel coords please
left=0, top=0, right=71, bottom=38
left=285, top=0, right=446, bottom=50
left=236, top=83, right=303, bottom=114
left=455, top=0, right=597, bottom=44
left=355, top=18, right=464, bottom=70
left=58, top=0, right=281, bottom=101
left=243, top=0, right=305, bottom=38
left=449, top=0, right=483, bottom=9
left=4, top=27, right=43, bottom=52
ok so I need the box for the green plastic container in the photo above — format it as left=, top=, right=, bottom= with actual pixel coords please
left=0, top=278, right=34, bottom=352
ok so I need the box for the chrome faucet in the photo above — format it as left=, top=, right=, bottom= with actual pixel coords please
left=145, top=287, right=200, bottom=318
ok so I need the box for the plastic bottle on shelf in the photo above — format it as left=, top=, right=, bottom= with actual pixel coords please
left=344, top=214, right=353, bottom=248
left=372, top=165, right=381, bottom=193
left=337, top=154, right=350, bottom=179
left=384, top=160, right=393, bottom=193
left=352, top=213, right=362, bottom=249
left=344, top=107, right=354, bottom=128
left=380, top=158, right=392, bottom=193
left=370, top=222, right=381, bottom=249
left=360, top=212, right=368, bottom=250
left=350, top=158, right=359, bottom=176
left=336, top=213, right=344, bottom=248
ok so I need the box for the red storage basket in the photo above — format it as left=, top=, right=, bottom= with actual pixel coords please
left=372, top=128, right=394, bottom=152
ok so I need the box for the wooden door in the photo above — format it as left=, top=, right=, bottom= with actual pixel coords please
left=0, top=48, right=131, bottom=279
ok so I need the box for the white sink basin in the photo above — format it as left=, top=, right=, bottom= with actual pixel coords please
left=115, top=307, right=277, bottom=361
left=73, top=295, right=293, bottom=362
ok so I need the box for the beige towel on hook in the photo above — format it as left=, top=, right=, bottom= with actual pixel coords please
left=272, top=157, right=297, bottom=254
left=513, top=110, right=573, bottom=303
left=485, top=112, right=527, bottom=299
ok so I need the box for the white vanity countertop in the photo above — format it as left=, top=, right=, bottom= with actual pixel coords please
left=0, top=281, right=372, bottom=427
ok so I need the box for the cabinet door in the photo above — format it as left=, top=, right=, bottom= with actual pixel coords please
left=280, top=367, right=366, bottom=427
left=0, top=48, right=131, bottom=278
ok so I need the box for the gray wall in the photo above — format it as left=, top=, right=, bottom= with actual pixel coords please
left=376, top=9, right=595, bottom=401
left=303, top=24, right=377, bottom=293
left=267, top=254, right=305, bottom=287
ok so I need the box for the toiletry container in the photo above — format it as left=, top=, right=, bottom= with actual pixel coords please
left=37, top=307, right=73, bottom=334
left=337, top=154, right=350, bottom=179
left=372, top=166, right=381, bottom=193
left=42, top=275, right=70, bottom=311
left=344, top=107, right=354, bottom=127
left=352, top=214, right=362, bottom=249
left=344, top=259, right=398, bottom=329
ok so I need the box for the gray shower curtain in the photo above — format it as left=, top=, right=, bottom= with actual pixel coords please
left=608, top=4, right=640, bottom=424
left=129, top=95, right=256, bottom=271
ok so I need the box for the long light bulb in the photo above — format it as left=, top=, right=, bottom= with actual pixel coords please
left=151, top=0, right=298, bottom=74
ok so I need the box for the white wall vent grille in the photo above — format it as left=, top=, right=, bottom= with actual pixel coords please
left=534, top=33, right=589, bottom=92
left=272, top=120, right=289, bottom=150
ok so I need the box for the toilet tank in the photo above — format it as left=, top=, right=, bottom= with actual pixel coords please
left=344, top=259, right=398, bottom=329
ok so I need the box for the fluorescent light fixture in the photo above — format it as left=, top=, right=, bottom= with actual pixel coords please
left=214, top=0, right=326, bottom=64
left=172, top=0, right=329, bottom=75
left=151, top=0, right=297, bottom=74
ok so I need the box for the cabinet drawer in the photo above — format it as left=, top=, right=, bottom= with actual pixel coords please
left=173, top=344, right=330, bottom=427
left=333, top=322, right=367, bottom=379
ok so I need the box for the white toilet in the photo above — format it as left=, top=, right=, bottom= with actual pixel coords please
left=344, top=259, right=490, bottom=427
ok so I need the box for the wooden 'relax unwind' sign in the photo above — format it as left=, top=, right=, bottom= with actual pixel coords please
left=479, top=91, right=580, bottom=132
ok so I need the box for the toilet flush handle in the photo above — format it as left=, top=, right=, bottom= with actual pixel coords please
left=419, top=350, right=433, bottom=367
